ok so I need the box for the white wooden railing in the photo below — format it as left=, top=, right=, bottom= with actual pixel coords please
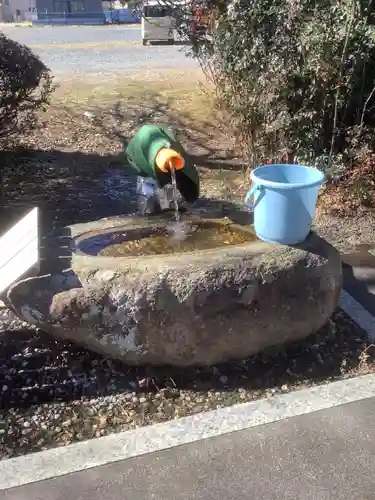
left=0, top=207, right=39, bottom=296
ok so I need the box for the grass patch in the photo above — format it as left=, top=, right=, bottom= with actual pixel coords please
left=52, top=70, right=215, bottom=124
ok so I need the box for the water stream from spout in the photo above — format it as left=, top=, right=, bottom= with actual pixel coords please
left=167, top=161, right=190, bottom=243
left=169, top=162, right=180, bottom=223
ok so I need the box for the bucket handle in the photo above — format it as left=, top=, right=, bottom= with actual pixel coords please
left=244, top=185, right=263, bottom=210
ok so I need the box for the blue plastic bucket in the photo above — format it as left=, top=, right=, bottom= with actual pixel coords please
left=244, top=164, right=325, bottom=245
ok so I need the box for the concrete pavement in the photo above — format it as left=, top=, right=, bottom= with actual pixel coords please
left=2, top=396, right=375, bottom=500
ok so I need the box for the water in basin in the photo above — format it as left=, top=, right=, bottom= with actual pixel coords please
left=95, top=221, right=256, bottom=257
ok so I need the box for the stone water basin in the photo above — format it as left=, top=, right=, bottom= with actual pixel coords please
left=6, top=213, right=342, bottom=366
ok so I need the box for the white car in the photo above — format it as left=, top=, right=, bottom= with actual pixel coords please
left=141, top=0, right=174, bottom=45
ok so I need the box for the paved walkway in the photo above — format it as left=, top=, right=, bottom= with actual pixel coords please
left=2, top=397, right=375, bottom=500
left=342, top=245, right=375, bottom=316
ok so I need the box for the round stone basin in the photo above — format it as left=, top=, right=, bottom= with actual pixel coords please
left=6, top=214, right=342, bottom=367
left=74, top=219, right=257, bottom=258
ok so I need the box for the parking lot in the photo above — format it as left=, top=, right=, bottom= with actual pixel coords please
left=0, top=25, right=198, bottom=76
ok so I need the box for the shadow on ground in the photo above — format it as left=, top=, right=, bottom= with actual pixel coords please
left=0, top=142, right=373, bottom=416
left=3, top=89, right=373, bottom=449
left=148, top=40, right=191, bottom=46
left=0, top=309, right=373, bottom=414
left=0, top=148, right=138, bottom=235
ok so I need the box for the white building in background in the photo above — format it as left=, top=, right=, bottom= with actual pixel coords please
left=1, top=0, right=36, bottom=21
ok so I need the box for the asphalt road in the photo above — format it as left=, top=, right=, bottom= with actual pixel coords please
left=0, top=25, right=198, bottom=76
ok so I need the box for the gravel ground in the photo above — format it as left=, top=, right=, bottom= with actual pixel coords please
left=0, top=309, right=374, bottom=460
left=1, top=26, right=197, bottom=76
left=1, top=73, right=375, bottom=459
